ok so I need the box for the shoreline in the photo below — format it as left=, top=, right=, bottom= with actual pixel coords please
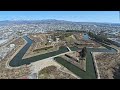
left=6, top=37, right=28, bottom=69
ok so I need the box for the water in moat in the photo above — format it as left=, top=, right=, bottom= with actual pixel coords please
left=9, top=36, right=69, bottom=67
left=83, top=33, right=90, bottom=40
left=9, top=34, right=117, bottom=79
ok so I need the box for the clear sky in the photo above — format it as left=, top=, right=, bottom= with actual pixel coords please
left=0, top=11, right=119, bottom=23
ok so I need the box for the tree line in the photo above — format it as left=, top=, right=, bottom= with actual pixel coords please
left=88, top=32, right=120, bottom=47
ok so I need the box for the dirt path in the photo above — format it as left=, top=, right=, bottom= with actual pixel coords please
left=30, top=57, right=80, bottom=79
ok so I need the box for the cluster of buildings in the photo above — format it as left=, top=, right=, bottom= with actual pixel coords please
left=108, top=38, right=120, bottom=47
left=1, top=20, right=120, bottom=37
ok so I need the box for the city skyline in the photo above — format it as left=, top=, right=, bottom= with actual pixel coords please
left=0, top=11, right=119, bottom=23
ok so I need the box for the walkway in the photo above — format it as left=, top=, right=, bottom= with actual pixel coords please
left=8, top=36, right=118, bottom=79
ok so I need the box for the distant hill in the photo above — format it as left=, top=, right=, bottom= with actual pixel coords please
left=0, top=19, right=120, bottom=26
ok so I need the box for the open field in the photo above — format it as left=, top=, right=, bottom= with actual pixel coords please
left=95, top=52, right=120, bottom=79
left=38, top=65, right=77, bottom=79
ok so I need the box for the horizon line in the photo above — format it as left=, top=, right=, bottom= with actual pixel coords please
left=0, top=19, right=120, bottom=24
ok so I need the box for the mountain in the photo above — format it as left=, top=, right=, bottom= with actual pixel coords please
left=0, top=19, right=120, bottom=26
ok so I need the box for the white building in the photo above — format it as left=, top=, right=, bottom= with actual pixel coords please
left=10, top=44, right=15, bottom=48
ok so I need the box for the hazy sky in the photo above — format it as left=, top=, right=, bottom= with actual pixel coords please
left=0, top=11, right=119, bottom=23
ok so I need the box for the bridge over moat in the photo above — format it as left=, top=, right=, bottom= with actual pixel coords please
left=9, top=36, right=118, bottom=79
